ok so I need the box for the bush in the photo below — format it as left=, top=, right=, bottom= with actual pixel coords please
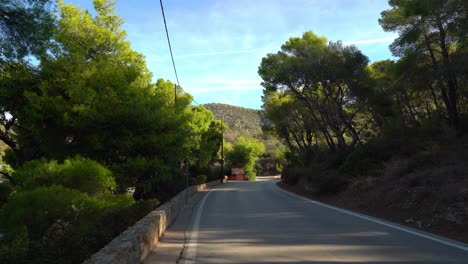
left=0, top=185, right=101, bottom=240
left=226, top=137, right=265, bottom=175
left=39, top=198, right=156, bottom=264
left=246, top=171, right=256, bottom=181
left=281, top=167, right=301, bottom=185
left=0, top=185, right=141, bottom=263
left=12, top=157, right=116, bottom=196
left=0, top=228, right=29, bottom=264
left=309, top=170, right=349, bottom=195
left=0, top=181, right=13, bottom=205
left=190, top=175, right=207, bottom=185
left=205, top=166, right=220, bottom=181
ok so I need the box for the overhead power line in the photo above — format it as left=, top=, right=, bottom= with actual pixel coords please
left=159, top=0, right=201, bottom=106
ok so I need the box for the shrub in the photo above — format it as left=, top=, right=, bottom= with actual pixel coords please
left=190, top=175, right=207, bottom=185
left=12, top=157, right=116, bottom=196
left=0, top=181, right=13, bottom=205
left=281, top=167, right=300, bottom=185
left=0, top=185, right=100, bottom=240
left=226, top=137, right=266, bottom=178
left=0, top=185, right=139, bottom=263
left=206, top=165, right=221, bottom=181
left=309, top=170, right=349, bottom=195
left=348, top=177, right=377, bottom=193
left=246, top=171, right=256, bottom=181
left=40, top=197, right=153, bottom=264
left=0, top=228, right=29, bottom=264
left=275, top=163, right=283, bottom=173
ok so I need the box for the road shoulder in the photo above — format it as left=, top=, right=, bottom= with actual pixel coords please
left=142, top=189, right=209, bottom=264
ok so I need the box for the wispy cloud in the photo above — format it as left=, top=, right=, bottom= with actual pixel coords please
left=343, top=36, right=397, bottom=45
left=176, top=48, right=264, bottom=58
left=77, top=0, right=396, bottom=109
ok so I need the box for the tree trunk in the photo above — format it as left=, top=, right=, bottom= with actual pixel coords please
left=435, top=17, right=459, bottom=128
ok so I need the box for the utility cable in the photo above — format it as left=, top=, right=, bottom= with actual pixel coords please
left=159, top=0, right=201, bottom=106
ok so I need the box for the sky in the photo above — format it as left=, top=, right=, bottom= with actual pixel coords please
left=65, top=0, right=396, bottom=109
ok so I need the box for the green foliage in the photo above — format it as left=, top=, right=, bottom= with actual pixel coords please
left=190, top=175, right=207, bottom=186
left=0, top=228, right=28, bottom=264
left=0, top=0, right=54, bottom=61
left=281, top=167, right=301, bottom=185
left=379, top=0, right=467, bottom=128
left=0, top=185, right=103, bottom=240
left=31, top=196, right=156, bottom=264
left=2, top=0, right=196, bottom=200
left=282, top=166, right=348, bottom=194
left=204, top=103, right=263, bottom=142
left=308, top=170, right=349, bottom=195
left=227, top=137, right=265, bottom=168
left=1, top=0, right=464, bottom=262
left=245, top=171, right=256, bottom=181
left=261, top=19, right=467, bottom=202
left=259, top=31, right=372, bottom=159
left=0, top=181, right=13, bottom=205
left=185, top=106, right=223, bottom=172
left=226, top=137, right=266, bottom=178
left=12, top=157, right=116, bottom=196
left=204, top=165, right=223, bottom=181
left=0, top=185, right=144, bottom=261
left=0, top=183, right=156, bottom=263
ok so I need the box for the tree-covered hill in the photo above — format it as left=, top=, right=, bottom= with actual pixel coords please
left=204, top=103, right=285, bottom=175
left=203, top=103, right=263, bottom=143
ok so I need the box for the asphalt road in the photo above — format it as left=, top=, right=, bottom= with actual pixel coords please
left=179, top=178, right=468, bottom=264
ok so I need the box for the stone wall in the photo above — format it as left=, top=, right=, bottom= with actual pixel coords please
left=83, top=181, right=220, bottom=264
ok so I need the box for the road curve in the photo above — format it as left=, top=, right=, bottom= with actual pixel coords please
left=180, top=178, right=468, bottom=264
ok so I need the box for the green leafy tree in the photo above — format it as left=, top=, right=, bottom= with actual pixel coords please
left=1, top=1, right=194, bottom=199
left=0, top=0, right=55, bottom=169
left=262, top=90, right=319, bottom=165
left=226, top=137, right=265, bottom=180
left=0, top=0, right=54, bottom=62
left=379, top=0, right=467, bottom=128
left=259, top=31, right=371, bottom=157
left=12, top=156, right=116, bottom=196
left=185, top=106, right=223, bottom=172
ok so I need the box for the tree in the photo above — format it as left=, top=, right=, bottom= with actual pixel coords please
left=259, top=31, right=371, bottom=157
left=0, top=1, right=194, bottom=199
left=226, top=137, right=265, bottom=180
left=185, top=106, right=223, bottom=172
left=0, top=0, right=55, bottom=169
left=0, top=0, right=54, bottom=62
left=379, top=0, right=467, bottom=129
left=262, top=90, right=318, bottom=165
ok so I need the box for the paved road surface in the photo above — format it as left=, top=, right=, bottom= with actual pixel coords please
left=179, top=178, right=468, bottom=264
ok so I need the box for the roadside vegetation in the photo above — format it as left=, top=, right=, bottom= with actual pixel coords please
left=260, top=0, right=467, bottom=242
left=205, top=103, right=286, bottom=176
left=225, top=137, right=266, bottom=181
left=0, top=0, right=223, bottom=262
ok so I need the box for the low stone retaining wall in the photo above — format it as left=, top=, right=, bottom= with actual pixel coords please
left=83, top=181, right=220, bottom=264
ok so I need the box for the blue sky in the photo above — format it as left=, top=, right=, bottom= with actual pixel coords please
left=66, top=0, right=396, bottom=109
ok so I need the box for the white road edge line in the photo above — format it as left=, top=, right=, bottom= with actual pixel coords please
left=275, top=182, right=468, bottom=252
left=180, top=189, right=213, bottom=264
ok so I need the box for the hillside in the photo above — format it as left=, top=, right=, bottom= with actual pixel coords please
left=204, top=103, right=263, bottom=143
left=204, top=103, right=285, bottom=175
